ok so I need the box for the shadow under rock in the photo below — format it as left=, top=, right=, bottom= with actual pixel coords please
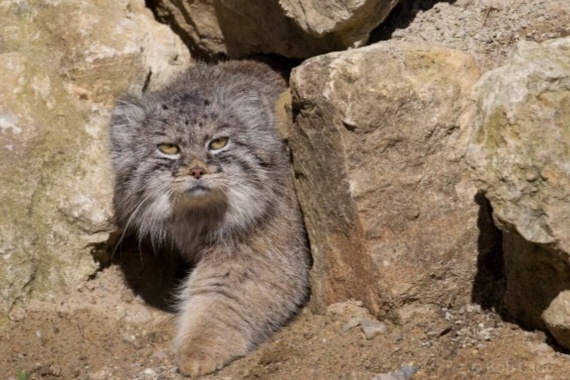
left=369, top=0, right=458, bottom=42
left=95, top=231, right=190, bottom=313
left=470, top=192, right=507, bottom=316
left=470, top=193, right=570, bottom=354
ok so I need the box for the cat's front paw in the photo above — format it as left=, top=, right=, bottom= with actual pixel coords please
left=176, top=346, right=231, bottom=377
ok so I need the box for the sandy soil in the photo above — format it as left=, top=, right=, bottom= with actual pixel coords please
left=1, top=263, right=569, bottom=380
left=2, top=0, right=570, bottom=379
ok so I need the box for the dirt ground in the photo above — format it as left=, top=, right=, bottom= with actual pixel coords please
left=2, top=0, right=570, bottom=379
left=1, top=263, right=569, bottom=380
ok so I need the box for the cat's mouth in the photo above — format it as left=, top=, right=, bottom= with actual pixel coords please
left=175, top=185, right=227, bottom=209
left=185, top=184, right=210, bottom=196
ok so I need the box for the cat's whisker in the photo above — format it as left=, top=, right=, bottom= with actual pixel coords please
left=139, top=184, right=175, bottom=247
left=113, top=183, right=174, bottom=258
left=111, top=188, right=160, bottom=257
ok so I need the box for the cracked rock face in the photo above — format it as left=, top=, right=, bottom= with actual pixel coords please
left=467, top=37, right=570, bottom=348
left=0, top=0, right=190, bottom=320
left=289, top=41, right=482, bottom=317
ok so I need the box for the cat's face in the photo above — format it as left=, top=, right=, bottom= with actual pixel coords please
left=109, top=67, right=287, bottom=243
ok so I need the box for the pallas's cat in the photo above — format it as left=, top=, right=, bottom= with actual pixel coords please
left=108, top=61, right=311, bottom=377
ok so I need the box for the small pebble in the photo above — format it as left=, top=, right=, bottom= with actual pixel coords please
left=142, top=368, right=157, bottom=378
left=152, top=350, right=168, bottom=361
left=342, top=317, right=362, bottom=332
left=87, top=369, right=112, bottom=380
left=359, top=319, right=387, bottom=340
left=373, top=365, right=419, bottom=380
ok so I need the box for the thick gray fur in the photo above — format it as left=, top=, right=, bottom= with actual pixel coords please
left=109, top=61, right=310, bottom=377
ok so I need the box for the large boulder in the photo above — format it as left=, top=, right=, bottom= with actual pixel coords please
left=289, top=41, right=481, bottom=318
left=148, top=0, right=398, bottom=59
left=467, top=37, right=570, bottom=347
left=0, top=0, right=190, bottom=322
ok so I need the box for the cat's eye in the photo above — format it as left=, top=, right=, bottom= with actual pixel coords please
left=157, top=143, right=180, bottom=155
left=208, top=137, right=229, bottom=151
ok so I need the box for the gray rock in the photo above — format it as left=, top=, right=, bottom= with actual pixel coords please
left=373, top=365, right=419, bottom=380
left=467, top=37, right=570, bottom=347
left=342, top=316, right=363, bottom=332
left=359, top=318, right=387, bottom=339
left=289, top=41, right=481, bottom=317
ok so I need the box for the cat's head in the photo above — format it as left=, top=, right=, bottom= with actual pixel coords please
left=109, top=63, right=288, bottom=244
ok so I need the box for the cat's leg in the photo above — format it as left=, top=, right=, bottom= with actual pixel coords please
left=174, top=260, right=261, bottom=377
left=174, top=295, right=251, bottom=376
left=174, top=243, right=308, bottom=377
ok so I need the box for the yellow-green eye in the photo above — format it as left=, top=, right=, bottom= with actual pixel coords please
left=157, top=143, right=179, bottom=155
left=208, top=137, right=229, bottom=151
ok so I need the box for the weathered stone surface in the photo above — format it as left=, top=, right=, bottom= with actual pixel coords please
left=467, top=37, right=570, bottom=345
left=289, top=41, right=481, bottom=317
left=543, top=290, right=570, bottom=350
left=148, top=0, right=227, bottom=59
left=280, top=0, right=395, bottom=43
left=0, top=0, right=190, bottom=321
left=148, top=0, right=398, bottom=59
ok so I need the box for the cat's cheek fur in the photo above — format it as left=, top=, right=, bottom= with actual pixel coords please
left=225, top=186, right=268, bottom=228
left=133, top=191, right=174, bottom=243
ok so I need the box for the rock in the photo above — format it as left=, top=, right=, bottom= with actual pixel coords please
left=468, top=37, right=570, bottom=250
left=147, top=0, right=227, bottom=59
left=141, top=368, right=158, bottom=378
left=289, top=41, right=481, bottom=317
left=543, top=291, right=570, bottom=351
left=466, top=37, right=570, bottom=344
left=373, top=365, right=419, bottom=380
left=397, top=304, right=440, bottom=325
left=148, top=0, right=398, bottom=58
left=0, top=0, right=191, bottom=318
left=359, top=318, right=387, bottom=339
left=280, top=0, right=395, bottom=43
left=342, top=316, right=363, bottom=332
left=342, top=315, right=388, bottom=338
left=88, top=368, right=113, bottom=380
left=326, top=300, right=369, bottom=318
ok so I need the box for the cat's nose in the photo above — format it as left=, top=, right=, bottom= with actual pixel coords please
left=190, top=167, right=206, bottom=179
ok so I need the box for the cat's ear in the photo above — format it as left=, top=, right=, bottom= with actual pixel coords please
left=109, top=95, right=146, bottom=149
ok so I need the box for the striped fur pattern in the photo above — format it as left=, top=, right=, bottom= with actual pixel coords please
left=109, top=61, right=311, bottom=377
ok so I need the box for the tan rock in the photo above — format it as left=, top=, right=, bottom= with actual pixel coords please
left=467, top=37, right=570, bottom=346
left=0, top=0, right=190, bottom=318
left=289, top=41, right=481, bottom=317
left=543, top=290, right=570, bottom=350
left=280, top=0, right=394, bottom=43
left=149, top=0, right=227, bottom=59
left=149, top=0, right=398, bottom=58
